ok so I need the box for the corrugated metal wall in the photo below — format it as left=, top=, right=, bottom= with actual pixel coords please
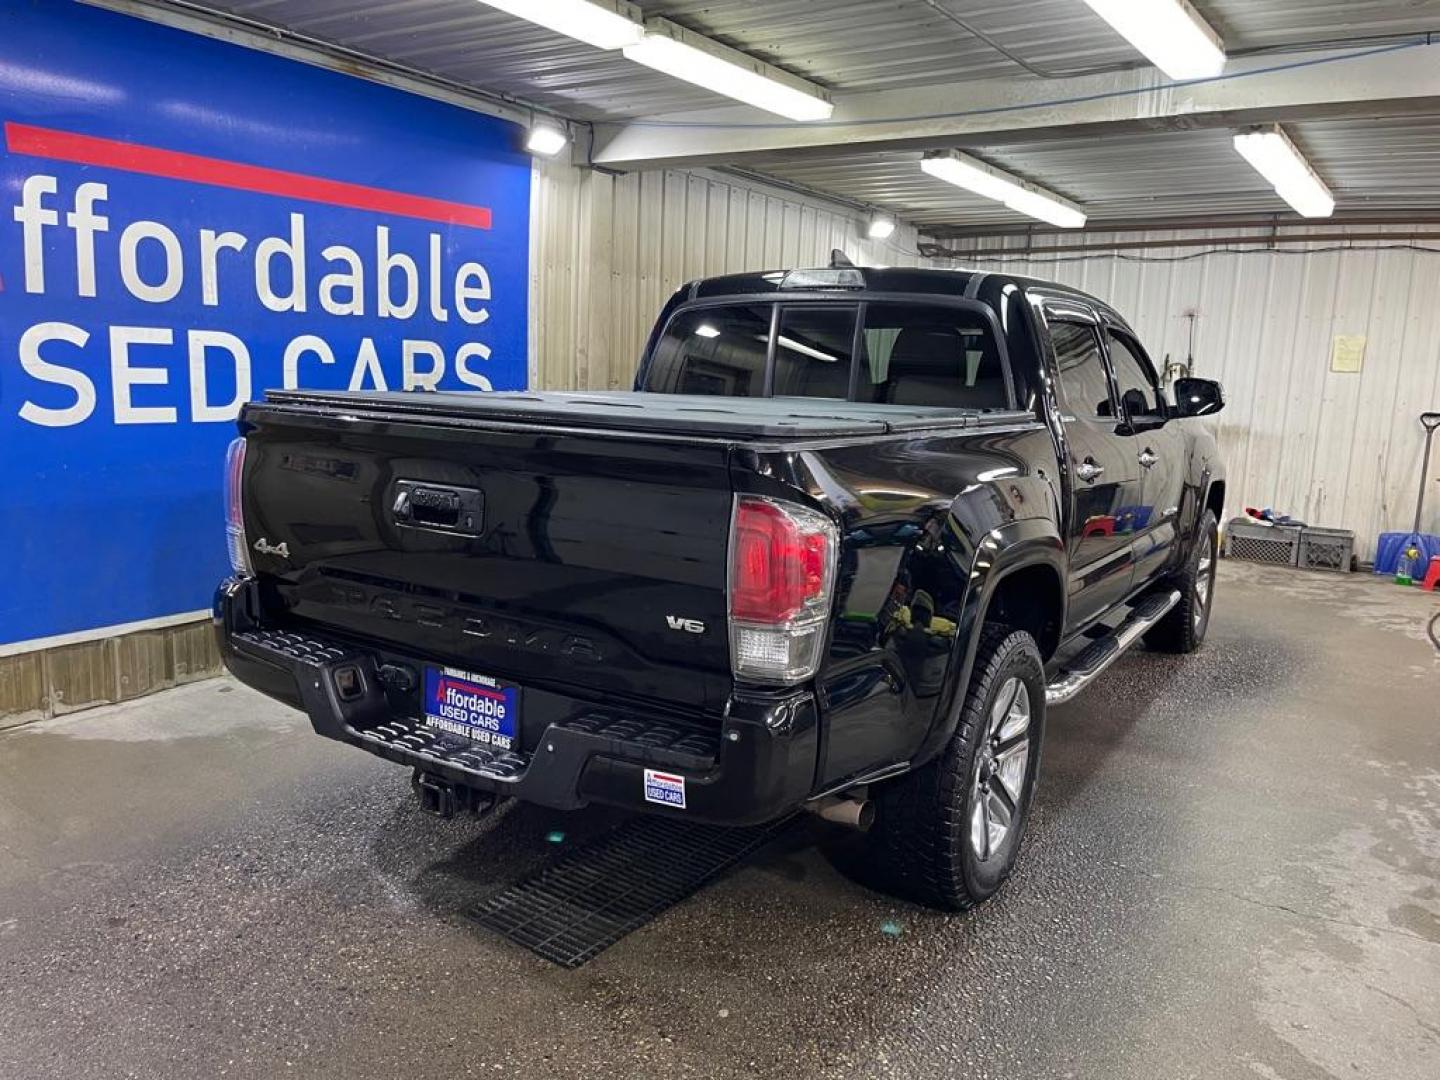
left=528, top=168, right=1439, bottom=563
left=933, top=228, right=1440, bottom=560
left=529, top=162, right=922, bottom=391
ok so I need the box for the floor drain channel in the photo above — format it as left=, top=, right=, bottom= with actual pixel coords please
left=470, top=815, right=796, bottom=967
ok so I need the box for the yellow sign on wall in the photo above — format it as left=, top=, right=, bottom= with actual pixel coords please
left=1331, top=335, right=1366, bottom=373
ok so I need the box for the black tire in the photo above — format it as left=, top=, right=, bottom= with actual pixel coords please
left=1144, top=509, right=1219, bottom=654
left=868, top=624, right=1045, bottom=911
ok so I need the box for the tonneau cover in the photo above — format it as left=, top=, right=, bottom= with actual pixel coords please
left=260, top=389, right=1001, bottom=439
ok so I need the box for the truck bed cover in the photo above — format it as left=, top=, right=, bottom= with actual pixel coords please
left=259, top=389, right=1012, bottom=439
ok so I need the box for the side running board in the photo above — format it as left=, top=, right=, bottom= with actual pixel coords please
left=1046, top=590, right=1182, bottom=706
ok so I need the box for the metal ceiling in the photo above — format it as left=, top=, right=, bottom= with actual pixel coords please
left=139, top=0, right=1440, bottom=231
left=190, top=0, right=1440, bottom=120
left=742, top=116, right=1440, bottom=232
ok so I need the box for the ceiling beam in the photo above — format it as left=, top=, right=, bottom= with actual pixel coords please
left=592, top=42, right=1440, bottom=171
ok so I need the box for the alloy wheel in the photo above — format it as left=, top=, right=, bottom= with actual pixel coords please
left=969, top=677, right=1031, bottom=862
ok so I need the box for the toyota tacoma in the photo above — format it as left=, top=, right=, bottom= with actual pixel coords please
left=215, top=261, right=1225, bottom=910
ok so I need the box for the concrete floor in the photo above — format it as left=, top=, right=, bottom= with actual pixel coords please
left=1, top=561, right=1436, bottom=1080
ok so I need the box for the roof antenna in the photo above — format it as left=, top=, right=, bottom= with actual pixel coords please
left=830, top=248, right=856, bottom=269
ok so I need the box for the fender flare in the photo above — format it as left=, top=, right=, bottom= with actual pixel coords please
left=909, top=517, right=1067, bottom=768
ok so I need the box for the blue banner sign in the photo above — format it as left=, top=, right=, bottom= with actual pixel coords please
left=1, top=0, right=532, bottom=646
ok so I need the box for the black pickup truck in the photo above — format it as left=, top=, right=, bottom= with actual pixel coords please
left=215, top=262, right=1225, bottom=910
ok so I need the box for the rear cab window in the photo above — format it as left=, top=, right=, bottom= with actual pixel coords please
left=643, top=297, right=1015, bottom=411
left=859, top=303, right=1010, bottom=409
left=643, top=305, right=773, bottom=396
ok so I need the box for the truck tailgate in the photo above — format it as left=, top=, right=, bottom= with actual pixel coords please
left=238, top=397, right=738, bottom=713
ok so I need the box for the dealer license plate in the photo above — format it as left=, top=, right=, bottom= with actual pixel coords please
left=422, top=666, right=520, bottom=751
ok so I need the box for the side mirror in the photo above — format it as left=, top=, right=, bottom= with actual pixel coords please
left=1173, top=377, right=1225, bottom=418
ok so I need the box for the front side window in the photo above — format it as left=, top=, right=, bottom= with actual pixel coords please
left=1105, top=330, right=1163, bottom=418
left=646, top=304, right=772, bottom=396
left=1050, top=320, right=1114, bottom=418
left=859, top=303, right=1010, bottom=409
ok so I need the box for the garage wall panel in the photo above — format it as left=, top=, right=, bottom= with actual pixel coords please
left=532, top=163, right=922, bottom=391
left=932, top=229, right=1440, bottom=560
left=933, top=231, right=1440, bottom=561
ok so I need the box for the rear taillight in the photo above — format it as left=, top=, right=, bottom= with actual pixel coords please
left=728, top=495, right=838, bottom=684
left=225, top=437, right=252, bottom=576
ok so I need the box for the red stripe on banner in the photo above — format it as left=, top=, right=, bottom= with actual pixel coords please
left=4, top=121, right=492, bottom=230
left=440, top=680, right=506, bottom=701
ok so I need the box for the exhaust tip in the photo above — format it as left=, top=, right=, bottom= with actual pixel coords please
left=807, top=795, right=875, bottom=831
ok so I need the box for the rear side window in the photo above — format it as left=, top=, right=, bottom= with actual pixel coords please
left=646, top=305, right=772, bottom=396
left=1050, top=321, right=1114, bottom=418
left=859, top=303, right=1009, bottom=409
left=772, top=306, right=857, bottom=400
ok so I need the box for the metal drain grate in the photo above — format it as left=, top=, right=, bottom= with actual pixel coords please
left=471, top=814, right=796, bottom=967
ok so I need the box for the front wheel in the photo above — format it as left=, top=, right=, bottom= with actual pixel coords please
left=868, top=625, right=1045, bottom=911
left=1145, top=508, right=1219, bottom=654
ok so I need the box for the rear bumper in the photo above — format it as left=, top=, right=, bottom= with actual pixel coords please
left=214, top=576, right=818, bottom=825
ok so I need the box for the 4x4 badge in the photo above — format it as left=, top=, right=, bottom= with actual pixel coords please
left=253, top=538, right=290, bottom=559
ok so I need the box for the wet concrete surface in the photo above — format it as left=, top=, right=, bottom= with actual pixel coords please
left=1, top=562, right=1437, bottom=1079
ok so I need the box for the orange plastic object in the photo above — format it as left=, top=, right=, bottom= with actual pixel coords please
left=1422, top=555, right=1440, bottom=592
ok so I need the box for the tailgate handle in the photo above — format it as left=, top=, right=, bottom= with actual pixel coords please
left=391, top=481, right=483, bottom=535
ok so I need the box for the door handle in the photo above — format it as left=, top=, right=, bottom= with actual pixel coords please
left=1075, top=459, right=1105, bottom=482
left=390, top=480, right=484, bottom=535
left=1137, top=449, right=1159, bottom=469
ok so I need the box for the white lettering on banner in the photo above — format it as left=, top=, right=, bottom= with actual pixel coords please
left=255, top=213, right=307, bottom=313
left=67, top=183, right=110, bottom=299
left=455, top=342, right=493, bottom=390
left=119, top=221, right=184, bottom=303
left=19, top=322, right=95, bottom=427
left=7, top=172, right=505, bottom=426
left=110, top=325, right=177, bottom=424
left=427, top=234, right=449, bottom=322
left=319, top=244, right=365, bottom=316
left=347, top=338, right=388, bottom=391
left=455, top=262, right=490, bottom=325
left=188, top=331, right=252, bottom=423
left=8, top=175, right=496, bottom=321
left=15, top=175, right=59, bottom=294
left=403, top=340, right=445, bottom=391
left=377, top=225, right=418, bottom=320
left=199, top=229, right=248, bottom=307
left=284, top=334, right=335, bottom=390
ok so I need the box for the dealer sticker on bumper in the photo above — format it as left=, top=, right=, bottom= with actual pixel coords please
left=643, top=769, right=687, bottom=810
left=423, top=666, right=518, bottom=751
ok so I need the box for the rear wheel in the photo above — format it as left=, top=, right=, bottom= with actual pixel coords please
left=869, top=624, right=1045, bottom=911
left=1144, top=509, right=1218, bottom=654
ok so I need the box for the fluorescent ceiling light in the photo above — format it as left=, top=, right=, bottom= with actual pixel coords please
left=1232, top=125, right=1335, bottom=218
left=623, top=18, right=833, bottom=122
left=777, top=335, right=837, bottom=363
left=920, top=151, right=1087, bottom=229
left=694, top=324, right=721, bottom=338
left=473, top=0, right=643, bottom=51
left=1080, top=0, right=1226, bottom=80
left=867, top=215, right=897, bottom=240
left=525, top=123, right=570, bottom=157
